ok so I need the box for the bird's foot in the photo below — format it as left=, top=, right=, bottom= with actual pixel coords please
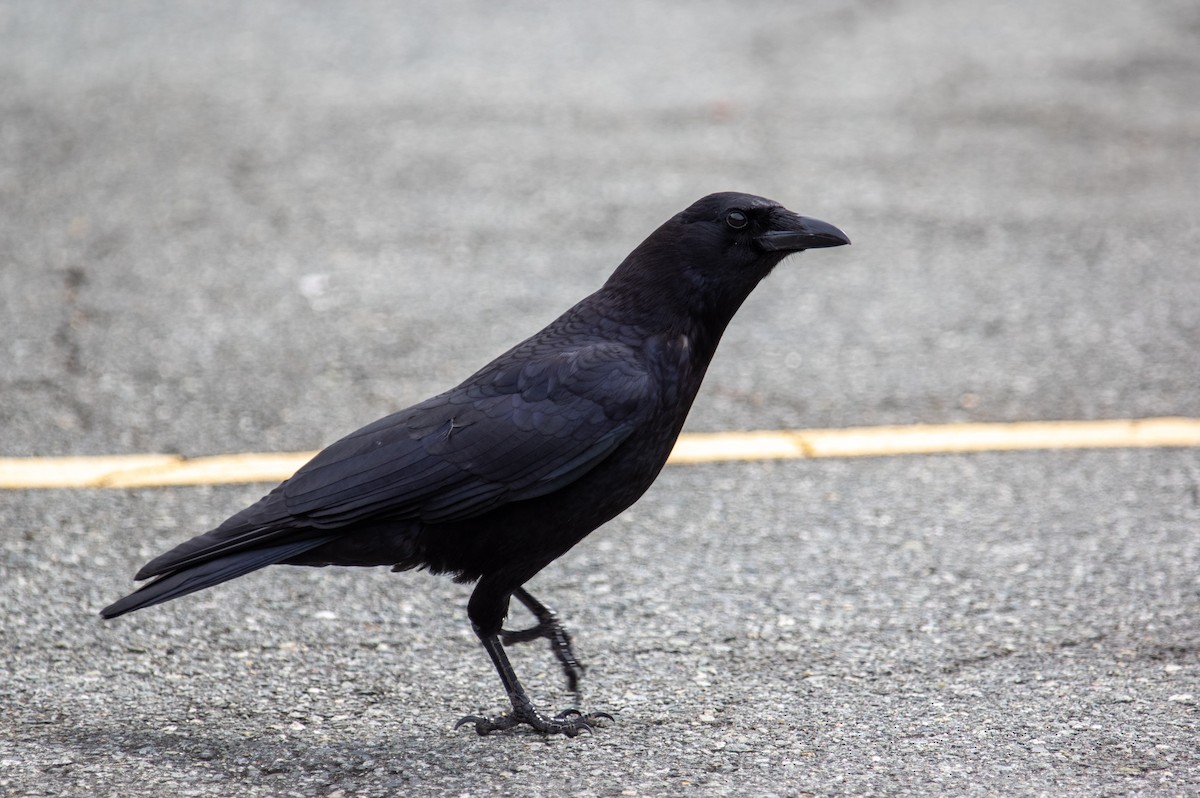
left=455, top=706, right=614, bottom=737
left=501, top=614, right=585, bottom=696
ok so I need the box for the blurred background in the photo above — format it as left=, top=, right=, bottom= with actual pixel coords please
left=3, top=3, right=1200, bottom=795
left=3, top=0, right=1197, bottom=458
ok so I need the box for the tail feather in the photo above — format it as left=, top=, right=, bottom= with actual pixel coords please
left=134, top=524, right=301, bottom=581
left=133, top=489, right=293, bottom=581
left=100, top=536, right=335, bottom=619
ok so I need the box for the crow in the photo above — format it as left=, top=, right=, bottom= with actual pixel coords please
left=102, top=192, right=849, bottom=736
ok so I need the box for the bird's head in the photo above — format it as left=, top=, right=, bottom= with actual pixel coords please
left=606, top=192, right=849, bottom=326
left=674, top=191, right=850, bottom=268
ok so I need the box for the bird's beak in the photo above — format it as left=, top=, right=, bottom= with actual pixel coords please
left=755, top=213, right=850, bottom=252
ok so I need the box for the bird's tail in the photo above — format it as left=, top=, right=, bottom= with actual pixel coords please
left=100, top=537, right=335, bottom=619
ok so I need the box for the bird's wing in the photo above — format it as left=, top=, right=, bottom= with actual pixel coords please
left=281, top=340, right=656, bottom=525
left=132, top=340, right=655, bottom=582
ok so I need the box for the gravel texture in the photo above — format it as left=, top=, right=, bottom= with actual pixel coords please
left=2, top=1, right=1199, bottom=796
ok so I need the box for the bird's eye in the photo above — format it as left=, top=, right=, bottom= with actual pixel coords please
left=726, top=210, right=748, bottom=229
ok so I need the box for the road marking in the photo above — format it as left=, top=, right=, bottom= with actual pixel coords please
left=668, top=417, right=1200, bottom=462
left=2, top=417, right=1197, bottom=489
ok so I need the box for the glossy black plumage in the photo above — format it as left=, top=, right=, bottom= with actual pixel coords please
left=102, top=192, right=849, bottom=736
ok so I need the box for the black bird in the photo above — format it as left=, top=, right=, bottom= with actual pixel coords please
left=102, top=192, right=849, bottom=736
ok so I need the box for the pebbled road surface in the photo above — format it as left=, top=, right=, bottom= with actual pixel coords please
left=2, top=2, right=1199, bottom=796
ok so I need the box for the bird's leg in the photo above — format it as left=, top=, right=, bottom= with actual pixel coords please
left=500, top=587, right=585, bottom=697
left=455, top=631, right=612, bottom=737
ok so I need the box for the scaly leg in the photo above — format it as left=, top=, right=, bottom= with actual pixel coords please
left=455, top=631, right=612, bottom=737
left=500, top=587, right=585, bottom=697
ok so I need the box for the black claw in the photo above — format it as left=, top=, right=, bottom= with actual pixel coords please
left=454, top=706, right=611, bottom=737
left=453, top=715, right=497, bottom=736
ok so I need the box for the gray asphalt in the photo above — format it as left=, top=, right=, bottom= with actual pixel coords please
left=2, top=2, right=1198, bottom=796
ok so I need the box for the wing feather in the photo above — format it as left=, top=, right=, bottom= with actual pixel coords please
left=281, top=341, right=655, bottom=525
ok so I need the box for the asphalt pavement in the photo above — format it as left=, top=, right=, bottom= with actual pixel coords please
left=2, top=2, right=1199, bottom=796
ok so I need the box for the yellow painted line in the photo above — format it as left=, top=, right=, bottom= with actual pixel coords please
left=0, top=452, right=315, bottom=490
left=667, top=417, right=1200, bottom=463
left=1, top=417, right=1197, bottom=489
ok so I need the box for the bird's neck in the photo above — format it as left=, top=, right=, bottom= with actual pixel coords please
left=595, top=278, right=759, bottom=358
left=599, top=234, right=775, bottom=342
left=573, top=284, right=743, bottom=417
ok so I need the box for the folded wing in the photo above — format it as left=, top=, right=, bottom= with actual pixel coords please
left=134, top=341, right=656, bottom=582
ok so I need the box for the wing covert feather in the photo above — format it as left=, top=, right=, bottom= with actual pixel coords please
left=282, top=342, right=655, bottom=524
